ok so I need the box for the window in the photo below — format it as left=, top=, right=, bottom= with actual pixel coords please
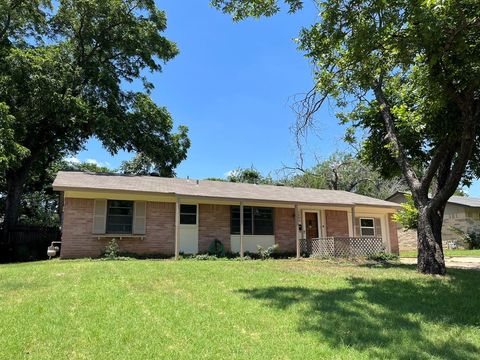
left=231, top=206, right=274, bottom=235
left=180, top=204, right=197, bottom=225
left=106, top=200, right=133, bottom=234
left=359, top=218, right=375, bottom=237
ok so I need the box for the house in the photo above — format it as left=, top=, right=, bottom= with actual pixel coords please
left=386, top=191, right=480, bottom=250
left=52, top=171, right=401, bottom=259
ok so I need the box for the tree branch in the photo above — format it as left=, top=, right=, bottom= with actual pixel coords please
left=372, top=79, right=423, bottom=198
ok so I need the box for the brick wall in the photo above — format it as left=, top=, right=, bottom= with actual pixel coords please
left=198, top=204, right=231, bottom=252
left=274, top=208, right=296, bottom=253
left=325, top=210, right=349, bottom=237
left=397, top=227, right=417, bottom=251
left=388, top=214, right=399, bottom=254
left=61, top=198, right=175, bottom=258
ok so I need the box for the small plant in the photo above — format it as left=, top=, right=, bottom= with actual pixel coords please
left=193, top=254, right=218, bottom=261
left=104, top=239, right=120, bottom=259
left=207, top=239, right=225, bottom=257
left=257, top=244, right=279, bottom=260
left=367, top=251, right=399, bottom=262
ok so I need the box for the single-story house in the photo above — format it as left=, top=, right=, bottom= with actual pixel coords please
left=386, top=191, right=480, bottom=250
left=53, top=171, right=401, bottom=259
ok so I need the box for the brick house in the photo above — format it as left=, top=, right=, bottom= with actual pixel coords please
left=53, top=171, right=400, bottom=259
left=387, top=191, right=480, bottom=250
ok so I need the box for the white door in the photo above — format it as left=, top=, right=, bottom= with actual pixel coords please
left=179, top=204, right=199, bottom=254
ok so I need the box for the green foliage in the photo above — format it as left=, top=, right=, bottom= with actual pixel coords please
left=207, top=239, right=225, bottom=257
left=0, top=0, right=190, bottom=227
left=367, top=252, right=399, bottom=262
left=104, top=239, right=120, bottom=259
left=227, top=167, right=274, bottom=184
left=211, top=0, right=303, bottom=21
left=450, top=227, right=480, bottom=250
left=185, top=254, right=219, bottom=261
left=392, top=194, right=419, bottom=230
left=465, top=233, right=480, bottom=250
left=2, top=260, right=480, bottom=358
left=257, top=244, right=279, bottom=260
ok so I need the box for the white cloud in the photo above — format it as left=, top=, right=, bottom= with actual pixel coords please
left=224, top=170, right=236, bottom=178
left=86, top=159, right=99, bottom=165
left=64, top=156, right=81, bottom=164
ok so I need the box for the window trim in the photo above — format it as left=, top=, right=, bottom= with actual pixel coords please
left=230, top=206, right=274, bottom=236
left=180, top=204, right=198, bottom=226
left=106, top=200, right=134, bottom=234
left=359, top=217, right=375, bottom=237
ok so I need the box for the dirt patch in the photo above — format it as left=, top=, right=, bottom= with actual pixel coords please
left=400, top=256, right=480, bottom=270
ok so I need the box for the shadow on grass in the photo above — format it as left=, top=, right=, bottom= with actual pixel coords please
left=237, top=269, right=480, bottom=359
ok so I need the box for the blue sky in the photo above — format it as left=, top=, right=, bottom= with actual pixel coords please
left=73, top=1, right=480, bottom=196
left=74, top=2, right=350, bottom=177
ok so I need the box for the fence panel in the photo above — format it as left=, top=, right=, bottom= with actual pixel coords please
left=0, top=226, right=61, bottom=263
left=301, top=237, right=385, bottom=258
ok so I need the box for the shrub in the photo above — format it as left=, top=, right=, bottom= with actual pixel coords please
left=465, top=232, right=480, bottom=249
left=104, top=239, right=120, bottom=259
left=449, top=227, right=480, bottom=249
left=367, top=252, right=399, bottom=262
left=257, top=244, right=279, bottom=260
left=207, top=239, right=225, bottom=257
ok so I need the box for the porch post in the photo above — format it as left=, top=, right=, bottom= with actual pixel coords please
left=295, top=204, right=300, bottom=259
left=240, top=201, right=244, bottom=257
left=351, top=206, right=356, bottom=237
left=175, top=196, right=180, bottom=260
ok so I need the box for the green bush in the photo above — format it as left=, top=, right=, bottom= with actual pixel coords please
left=104, top=239, right=120, bottom=259
left=257, top=244, right=279, bottom=260
left=465, top=232, right=480, bottom=249
left=367, top=252, right=399, bottom=262
left=207, top=239, right=225, bottom=257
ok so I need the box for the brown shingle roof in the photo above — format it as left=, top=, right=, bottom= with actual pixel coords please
left=53, top=171, right=400, bottom=208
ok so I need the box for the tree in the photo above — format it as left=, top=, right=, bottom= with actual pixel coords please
left=213, top=0, right=480, bottom=275
left=0, top=0, right=190, bottom=231
left=288, top=152, right=407, bottom=199
left=227, top=167, right=274, bottom=184
left=0, top=159, right=114, bottom=227
left=120, top=152, right=178, bottom=177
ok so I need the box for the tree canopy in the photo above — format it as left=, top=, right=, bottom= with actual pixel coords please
left=288, top=152, right=407, bottom=199
left=213, top=0, right=480, bottom=274
left=0, top=0, right=190, bottom=229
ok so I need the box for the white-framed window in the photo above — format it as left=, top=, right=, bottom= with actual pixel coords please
left=180, top=204, right=198, bottom=225
left=359, top=218, right=375, bottom=237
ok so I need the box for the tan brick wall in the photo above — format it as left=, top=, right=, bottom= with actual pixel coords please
left=274, top=208, right=296, bottom=253
left=397, top=227, right=417, bottom=251
left=61, top=198, right=175, bottom=258
left=388, top=214, right=399, bottom=254
left=198, top=204, right=231, bottom=253
left=325, top=210, right=349, bottom=237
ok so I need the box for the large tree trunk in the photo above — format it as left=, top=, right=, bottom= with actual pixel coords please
left=416, top=205, right=446, bottom=275
left=2, top=167, right=30, bottom=232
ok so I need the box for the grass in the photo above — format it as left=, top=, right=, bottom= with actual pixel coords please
left=400, top=249, right=480, bottom=257
left=1, top=259, right=479, bottom=360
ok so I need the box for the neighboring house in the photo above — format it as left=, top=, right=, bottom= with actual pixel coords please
left=386, top=191, right=480, bottom=250
left=52, top=171, right=400, bottom=259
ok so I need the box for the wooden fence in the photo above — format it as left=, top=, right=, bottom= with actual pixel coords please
left=0, top=225, right=61, bottom=263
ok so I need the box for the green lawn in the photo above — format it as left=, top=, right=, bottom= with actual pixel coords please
left=1, top=259, right=479, bottom=360
left=400, top=249, right=480, bottom=257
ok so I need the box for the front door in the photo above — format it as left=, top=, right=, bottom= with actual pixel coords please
left=304, top=212, right=319, bottom=240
